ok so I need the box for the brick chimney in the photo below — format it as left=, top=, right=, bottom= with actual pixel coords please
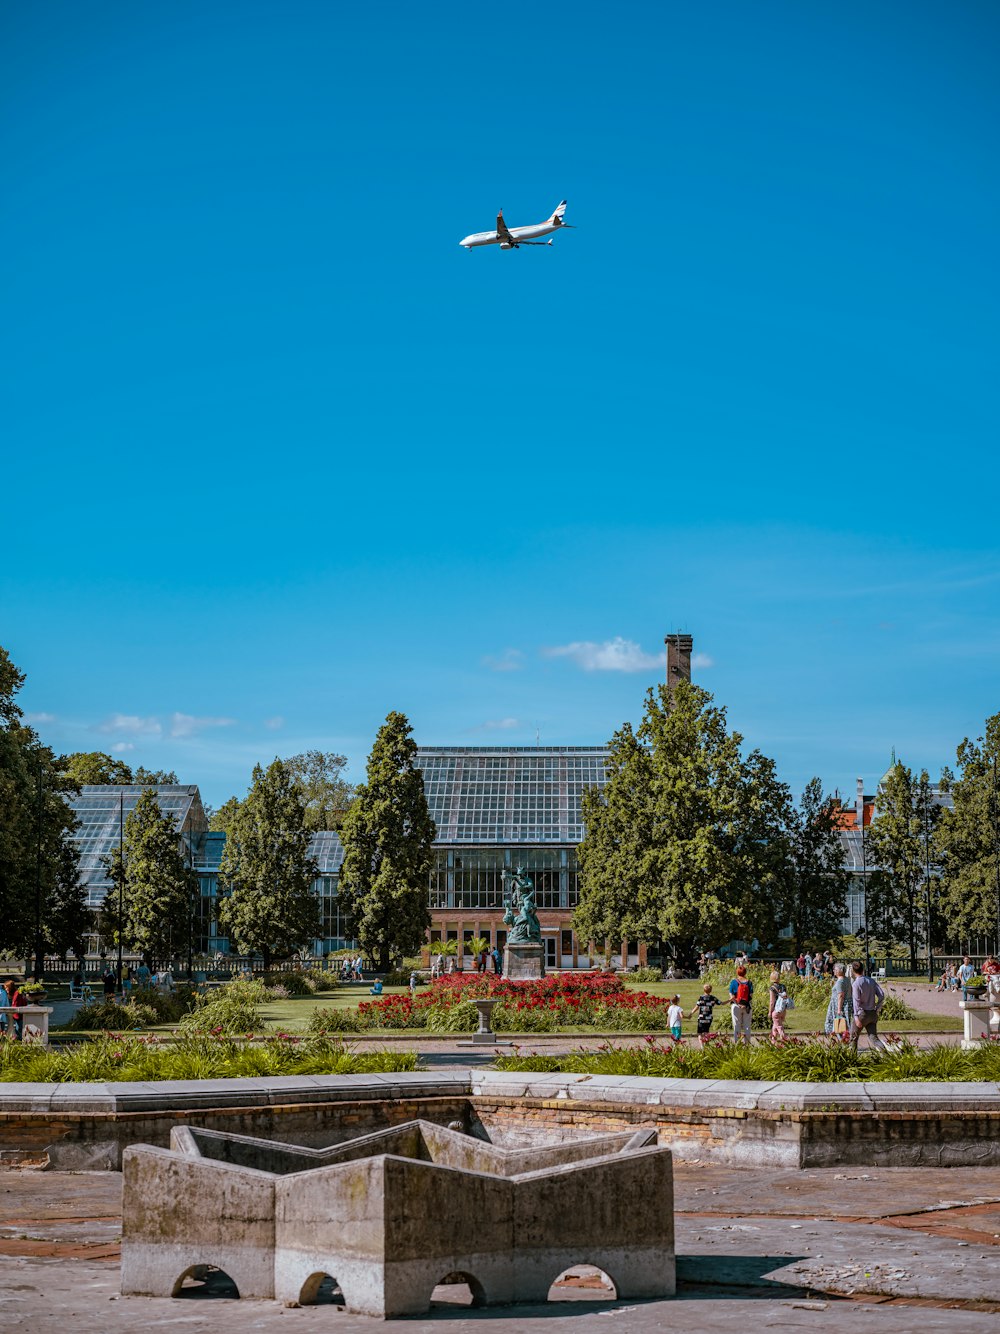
left=664, top=633, right=693, bottom=691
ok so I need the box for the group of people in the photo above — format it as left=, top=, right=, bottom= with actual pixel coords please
left=935, top=955, right=1000, bottom=999
left=429, top=946, right=504, bottom=979
left=93, top=962, right=173, bottom=999
left=0, top=978, right=28, bottom=1040
left=339, top=955, right=364, bottom=982
left=669, top=960, right=895, bottom=1050
left=794, top=950, right=836, bottom=977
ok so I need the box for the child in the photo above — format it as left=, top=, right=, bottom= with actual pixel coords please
left=667, top=994, right=684, bottom=1041
left=688, top=983, right=720, bottom=1040
left=771, top=983, right=790, bottom=1039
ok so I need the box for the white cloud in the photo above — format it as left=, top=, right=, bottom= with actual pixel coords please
left=482, top=717, right=521, bottom=731
left=264, top=716, right=285, bottom=731
left=541, top=636, right=661, bottom=673
left=98, top=713, right=162, bottom=737
left=692, top=652, right=714, bottom=669
left=169, top=713, right=237, bottom=738
left=112, top=742, right=135, bottom=753
left=27, top=711, right=56, bottom=724
left=482, top=648, right=524, bottom=673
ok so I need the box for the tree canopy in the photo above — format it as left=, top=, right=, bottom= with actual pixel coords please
left=0, top=647, right=92, bottom=971
left=216, top=759, right=320, bottom=968
left=574, top=682, right=790, bottom=966
left=282, top=750, right=354, bottom=829
left=102, top=788, right=197, bottom=967
left=936, top=713, right=1000, bottom=947
left=338, top=712, right=435, bottom=970
left=773, top=777, right=848, bottom=955
left=64, top=751, right=135, bottom=785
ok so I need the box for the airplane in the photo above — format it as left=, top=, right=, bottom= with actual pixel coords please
left=459, top=200, right=573, bottom=250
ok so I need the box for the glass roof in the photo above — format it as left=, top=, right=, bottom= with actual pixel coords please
left=416, top=745, right=609, bottom=845
left=68, top=785, right=207, bottom=895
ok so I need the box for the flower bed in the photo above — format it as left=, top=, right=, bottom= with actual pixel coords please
left=495, top=1033, right=1000, bottom=1082
left=0, top=1031, right=419, bottom=1083
left=308, top=971, right=674, bottom=1034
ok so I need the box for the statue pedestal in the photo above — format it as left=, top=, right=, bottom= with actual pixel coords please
left=504, top=941, right=545, bottom=980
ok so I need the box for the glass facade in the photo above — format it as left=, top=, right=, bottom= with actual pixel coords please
left=62, top=761, right=963, bottom=962
left=71, top=785, right=207, bottom=909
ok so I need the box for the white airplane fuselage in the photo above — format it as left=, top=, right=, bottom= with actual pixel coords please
left=459, top=220, right=560, bottom=249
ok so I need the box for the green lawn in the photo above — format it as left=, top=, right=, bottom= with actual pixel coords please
left=50, top=975, right=962, bottom=1040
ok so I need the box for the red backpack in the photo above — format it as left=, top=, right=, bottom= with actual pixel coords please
left=735, top=978, right=752, bottom=1006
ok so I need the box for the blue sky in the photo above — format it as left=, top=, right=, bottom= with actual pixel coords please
left=2, top=1, right=997, bottom=807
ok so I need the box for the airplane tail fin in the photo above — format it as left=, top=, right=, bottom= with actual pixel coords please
left=549, top=199, right=568, bottom=225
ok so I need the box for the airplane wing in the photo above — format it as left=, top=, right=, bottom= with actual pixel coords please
left=496, top=210, right=514, bottom=244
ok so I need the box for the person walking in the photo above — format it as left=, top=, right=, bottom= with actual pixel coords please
left=688, top=984, right=720, bottom=1041
left=0, top=978, right=11, bottom=1037
left=824, top=962, right=853, bottom=1035
left=849, top=960, right=887, bottom=1051
left=667, top=995, right=684, bottom=1041
left=771, top=983, right=790, bottom=1040
left=492, top=946, right=502, bottom=975
left=728, top=965, right=754, bottom=1044
left=102, top=966, right=117, bottom=999
left=409, top=970, right=418, bottom=997
left=767, top=970, right=782, bottom=1035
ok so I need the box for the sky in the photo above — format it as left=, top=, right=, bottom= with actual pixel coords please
left=2, top=0, right=998, bottom=808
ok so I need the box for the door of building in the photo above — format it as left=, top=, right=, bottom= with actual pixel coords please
left=545, top=937, right=557, bottom=969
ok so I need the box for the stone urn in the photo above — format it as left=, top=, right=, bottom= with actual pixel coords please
left=471, top=997, right=500, bottom=1044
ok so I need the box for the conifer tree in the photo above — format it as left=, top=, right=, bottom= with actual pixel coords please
left=575, top=682, right=788, bottom=967
left=937, top=713, right=1000, bottom=949
left=216, top=759, right=319, bottom=968
left=338, top=712, right=435, bottom=971
left=866, top=761, right=936, bottom=972
left=775, top=777, right=848, bottom=956
left=103, top=788, right=197, bottom=968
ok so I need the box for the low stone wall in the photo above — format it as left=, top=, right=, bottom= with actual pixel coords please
left=2, top=1070, right=999, bottom=1170
left=470, top=1072, right=1000, bottom=1168
left=0, top=1073, right=471, bottom=1170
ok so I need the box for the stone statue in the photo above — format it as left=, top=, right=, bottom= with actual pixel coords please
left=503, top=866, right=541, bottom=944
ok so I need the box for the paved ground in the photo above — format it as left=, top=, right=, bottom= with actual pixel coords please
left=3, top=1160, right=999, bottom=1331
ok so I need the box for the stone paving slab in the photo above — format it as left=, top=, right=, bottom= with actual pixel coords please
left=4, top=1163, right=1000, bottom=1328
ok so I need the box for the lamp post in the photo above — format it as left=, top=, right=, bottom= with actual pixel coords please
left=187, top=830, right=195, bottom=981
left=33, top=762, right=43, bottom=982
left=857, top=778, right=870, bottom=974
left=920, top=780, right=934, bottom=983
left=116, top=790, right=124, bottom=991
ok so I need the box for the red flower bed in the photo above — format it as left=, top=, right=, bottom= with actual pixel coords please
left=356, top=970, right=671, bottom=1030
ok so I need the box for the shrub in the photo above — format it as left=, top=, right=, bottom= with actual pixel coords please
left=307, top=1006, right=362, bottom=1033
left=179, top=979, right=269, bottom=1034
left=426, top=999, right=478, bottom=1033
left=67, top=998, right=157, bottom=1031
left=263, top=971, right=314, bottom=996
left=383, top=970, right=414, bottom=987
left=879, top=994, right=916, bottom=1020
left=303, top=968, right=339, bottom=993
left=625, top=967, right=663, bottom=983
left=492, top=1004, right=557, bottom=1033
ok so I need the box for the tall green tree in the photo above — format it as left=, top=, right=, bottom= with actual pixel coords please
left=43, top=835, right=92, bottom=961
left=575, top=682, right=789, bottom=967
left=283, top=750, right=354, bottom=830
left=866, top=762, right=939, bottom=972
left=102, top=788, right=197, bottom=968
left=338, top=712, right=436, bottom=971
left=64, top=751, right=134, bottom=785
left=0, top=648, right=88, bottom=972
left=936, top=713, right=1000, bottom=949
left=216, top=759, right=320, bottom=968
left=774, top=777, right=848, bottom=955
